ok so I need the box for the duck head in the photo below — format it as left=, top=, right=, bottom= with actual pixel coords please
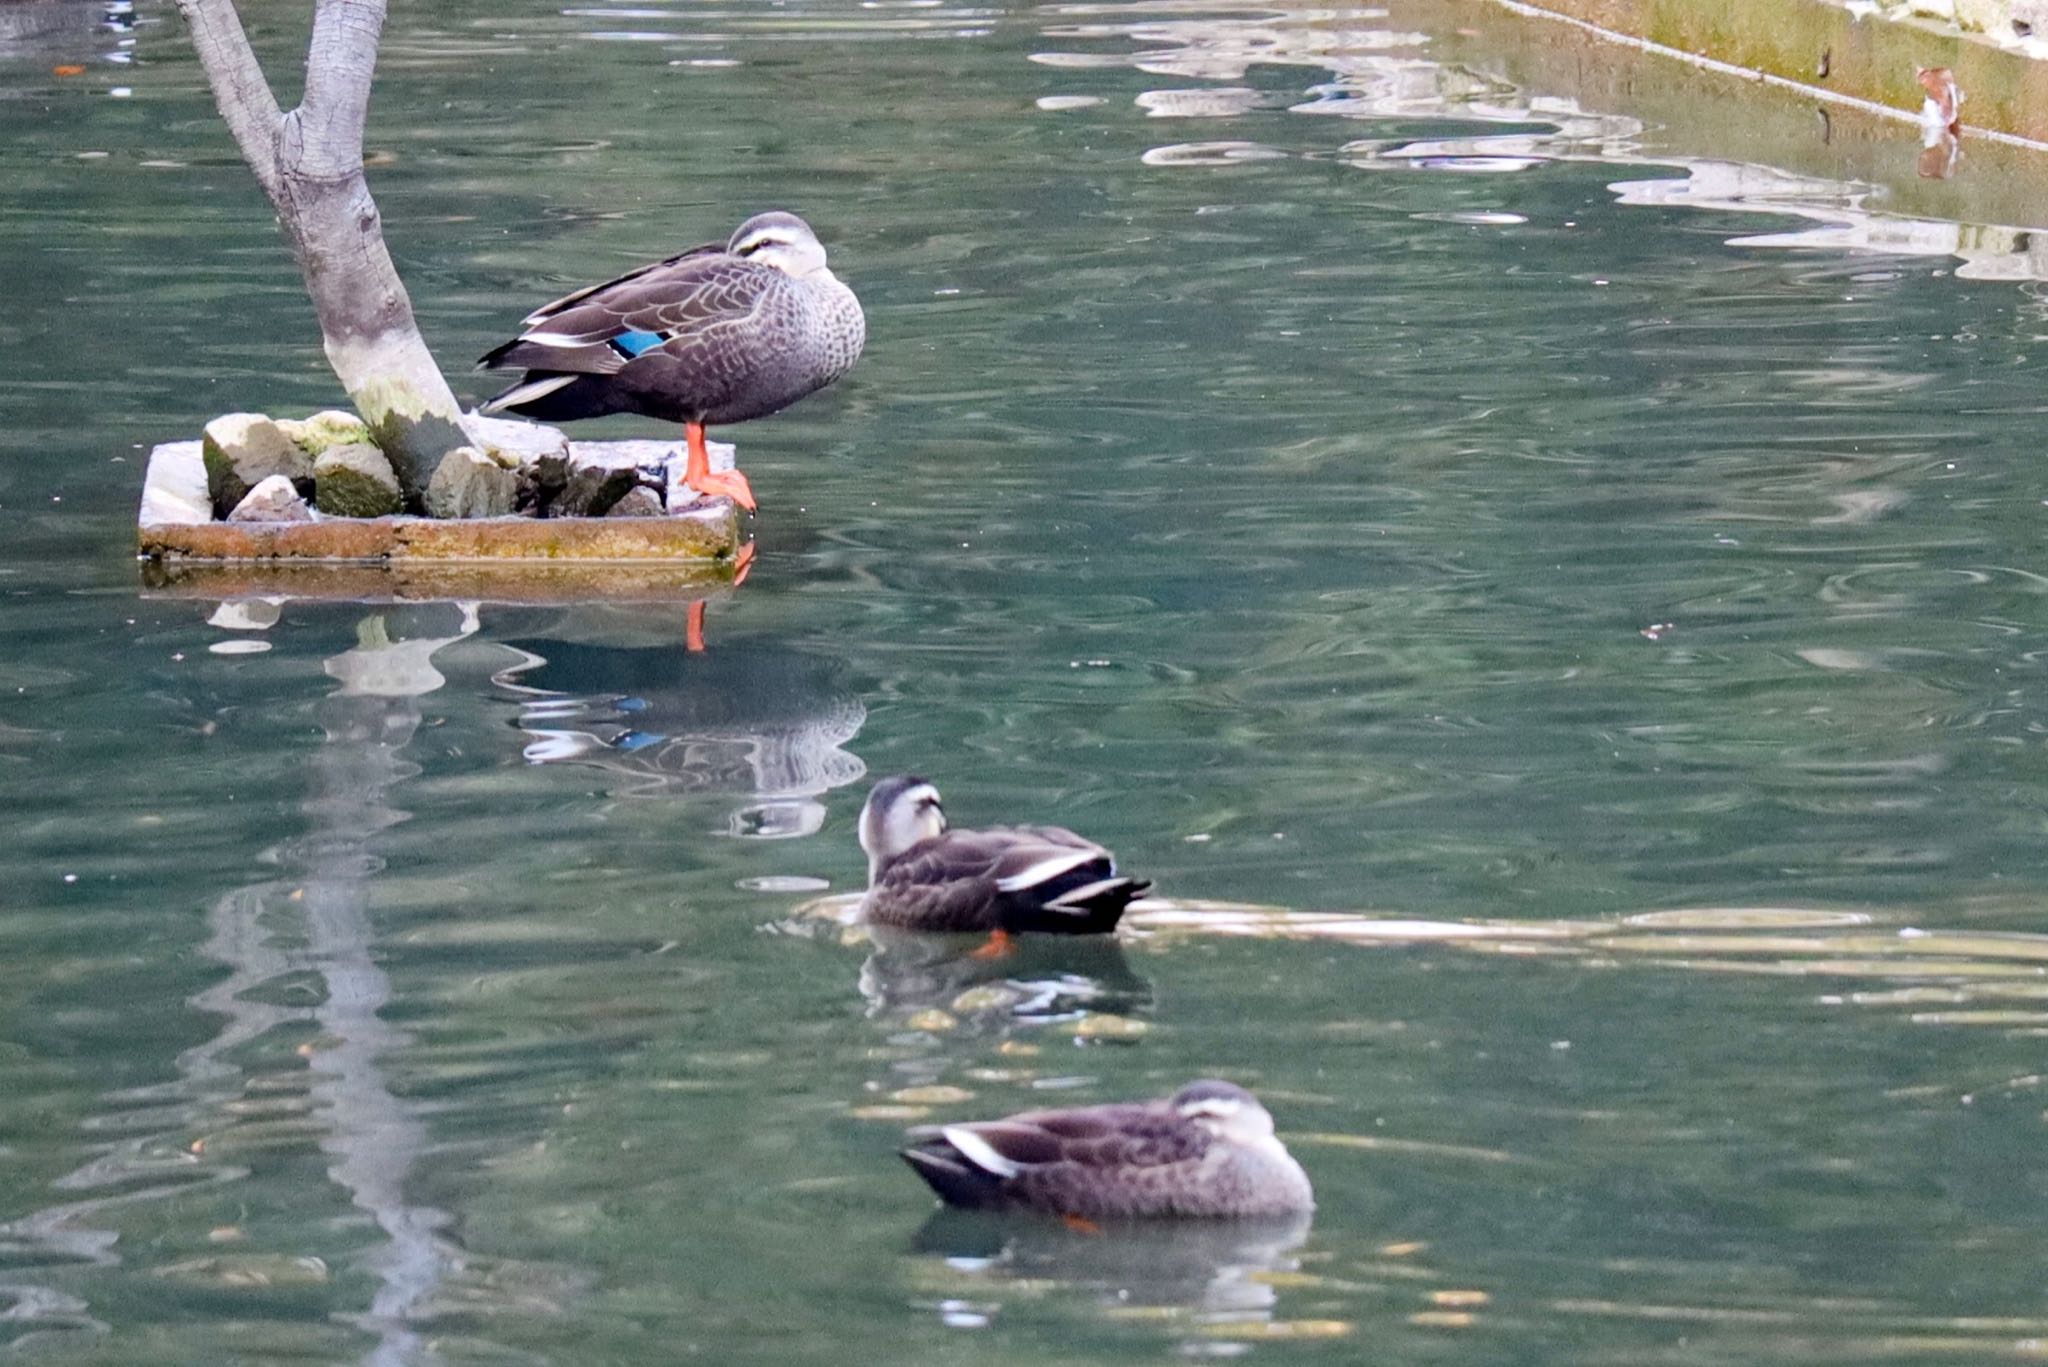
left=729, top=211, right=829, bottom=278
left=860, top=774, right=948, bottom=880
left=1173, top=1079, right=1278, bottom=1145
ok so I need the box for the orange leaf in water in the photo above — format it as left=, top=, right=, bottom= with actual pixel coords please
left=53, top=65, right=86, bottom=77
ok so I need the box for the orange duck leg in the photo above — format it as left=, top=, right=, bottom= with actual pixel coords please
left=683, top=421, right=756, bottom=512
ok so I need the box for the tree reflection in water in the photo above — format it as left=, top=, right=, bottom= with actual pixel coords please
left=0, top=605, right=484, bottom=1361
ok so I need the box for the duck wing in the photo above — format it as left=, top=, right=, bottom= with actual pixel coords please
left=996, top=1101, right=1209, bottom=1168
left=515, top=240, right=722, bottom=326
left=987, top=825, right=1151, bottom=930
left=902, top=1101, right=1210, bottom=1212
left=986, top=825, right=1112, bottom=891
left=866, top=830, right=1020, bottom=931
left=477, top=248, right=778, bottom=382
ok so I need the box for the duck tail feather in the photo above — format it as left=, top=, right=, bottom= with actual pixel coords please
left=1018, top=876, right=1149, bottom=934
left=478, top=373, right=616, bottom=422
left=902, top=1144, right=1007, bottom=1209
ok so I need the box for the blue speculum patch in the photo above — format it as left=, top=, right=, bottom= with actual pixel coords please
left=610, top=328, right=665, bottom=357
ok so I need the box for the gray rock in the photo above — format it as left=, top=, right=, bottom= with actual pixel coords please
left=606, top=486, right=666, bottom=518
left=516, top=449, right=574, bottom=515
left=462, top=411, right=570, bottom=469
left=423, top=445, right=517, bottom=519
left=203, top=413, right=312, bottom=517
left=553, top=451, right=642, bottom=518
left=314, top=442, right=404, bottom=518
left=278, top=409, right=374, bottom=458
left=568, top=438, right=694, bottom=473
left=227, top=474, right=314, bottom=524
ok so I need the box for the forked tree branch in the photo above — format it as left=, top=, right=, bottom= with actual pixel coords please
left=173, top=0, right=285, bottom=199
left=297, top=0, right=385, bottom=178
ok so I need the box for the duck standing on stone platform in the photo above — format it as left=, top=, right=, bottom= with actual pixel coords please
left=901, top=1080, right=1316, bottom=1219
left=479, top=211, right=864, bottom=512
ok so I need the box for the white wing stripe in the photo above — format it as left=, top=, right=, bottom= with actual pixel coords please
left=994, top=850, right=1098, bottom=893
left=1047, top=878, right=1123, bottom=910
left=942, top=1127, right=1022, bottom=1178
left=519, top=330, right=596, bottom=348
left=481, top=374, right=577, bottom=412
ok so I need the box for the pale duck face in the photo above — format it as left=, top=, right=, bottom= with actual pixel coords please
left=1173, top=1080, right=1276, bottom=1145
left=729, top=211, right=829, bottom=278
left=859, top=775, right=948, bottom=879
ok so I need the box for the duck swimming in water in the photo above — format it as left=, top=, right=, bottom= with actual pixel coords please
left=901, top=1080, right=1315, bottom=1219
left=857, top=775, right=1150, bottom=940
left=479, top=210, right=864, bottom=512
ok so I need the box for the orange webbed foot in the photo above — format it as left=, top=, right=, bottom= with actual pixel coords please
left=967, top=929, right=1015, bottom=962
left=687, top=467, right=757, bottom=513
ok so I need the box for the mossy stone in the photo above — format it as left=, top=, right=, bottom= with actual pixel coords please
left=280, top=409, right=375, bottom=459
left=313, top=442, right=404, bottom=518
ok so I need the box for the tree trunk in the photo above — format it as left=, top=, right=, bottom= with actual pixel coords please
left=174, top=0, right=467, bottom=502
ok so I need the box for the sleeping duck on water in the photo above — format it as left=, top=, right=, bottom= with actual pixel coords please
left=479, top=211, right=864, bottom=512
left=901, top=1080, right=1315, bottom=1219
left=858, top=775, right=1151, bottom=942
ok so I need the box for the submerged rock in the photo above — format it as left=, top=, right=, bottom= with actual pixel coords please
left=423, top=445, right=517, bottom=519
left=278, top=409, right=374, bottom=458
left=227, top=474, right=314, bottom=523
left=314, top=442, right=404, bottom=518
left=202, top=413, right=311, bottom=517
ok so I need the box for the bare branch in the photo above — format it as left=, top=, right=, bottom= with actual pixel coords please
left=297, top=0, right=386, bottom=177
left=173, top=0, right=285, bottom=199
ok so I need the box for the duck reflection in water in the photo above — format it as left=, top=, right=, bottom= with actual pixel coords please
left=857, top=923, right=1151, bottom=1032
left=494, top=632, right=865, bottom=837
left=911, top=1207, right=1314, bottom=1320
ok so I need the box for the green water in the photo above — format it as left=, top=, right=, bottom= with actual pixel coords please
left=8, top=0, right=2048, bottom=1360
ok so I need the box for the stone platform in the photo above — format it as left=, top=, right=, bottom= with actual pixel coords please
left=138, top=431, right=746, bottom=597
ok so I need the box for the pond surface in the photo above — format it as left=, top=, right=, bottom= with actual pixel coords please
left=8, top=0, right=2048, bottom=1360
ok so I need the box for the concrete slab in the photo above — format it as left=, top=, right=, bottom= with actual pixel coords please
left=138, top=435, right=745, bottom=592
